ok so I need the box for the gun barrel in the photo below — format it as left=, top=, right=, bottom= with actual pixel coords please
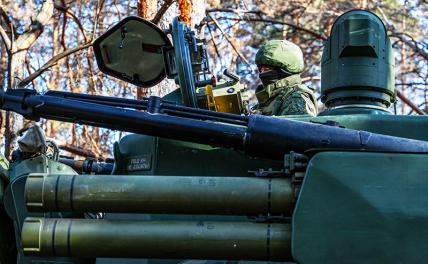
left=58, top=159, right=114, bottom=174
left=2, top=89, right=428, bottom=160
left=22, top=218, right=292, bottom=261
left=25, top=174, right=293, bottom=215
left=245, top=115, right=428, bottom=158
left=23, top=92, right=247, bottom=151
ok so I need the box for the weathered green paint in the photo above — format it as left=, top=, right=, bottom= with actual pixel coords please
left=318, top=106, right=391, bottom=116
left=3, top=156, right=90, bottom=264
left=106, top=121, right=283, bottom=264
left=321, top=10, right=395, bottom=109
left=93, top=16, right=172, bottom=87
left=113, top=114, right=428, bottom=178
left=22, top=218, right=291, bottom=261
left=92, top=110, right=428, bottom=264
left=293, top=151, right=428, bottom=263
left=114, top=134, right=283, bottom=176
left=108, top=122, right=285, bottom=264
left=25, top=174, right=293, bottom=216
left=112, top=134, right=158, bottom=175
left=5, top=156, right=77, bottom=225
left=296, top=114, right=428, bottom=141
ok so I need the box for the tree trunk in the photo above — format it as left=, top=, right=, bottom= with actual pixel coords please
left=3, top=0, right=54, bottom=157
left=137, top=0, right=158, bottom=99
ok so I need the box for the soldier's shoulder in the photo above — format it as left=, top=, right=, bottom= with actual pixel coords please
left=289, top=89, right=305, bottom=97
left=280, top=89, right=317, bottom=116
left=287, top=84, right=317, bottom=104
left=284, top=88, right=310, bottom=101
left=292, top=83, right=315, bottom=94
left=279, top=96, right=309, bottom=115
left=281, top=92, right=308, bottom=107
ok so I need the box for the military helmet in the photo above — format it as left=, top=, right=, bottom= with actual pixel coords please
left=255, top=40, right=305, bottom=74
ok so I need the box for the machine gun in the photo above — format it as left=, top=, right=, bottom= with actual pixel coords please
left=93, top=16, right=248, bottom=113
left=1, top=88, right=428, bottom=161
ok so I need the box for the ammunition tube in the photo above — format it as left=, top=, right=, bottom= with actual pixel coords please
left=25, top=174, right=293, bottom=215
left=22, top=218, right=292, bottom=261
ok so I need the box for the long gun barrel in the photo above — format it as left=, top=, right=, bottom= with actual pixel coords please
left=25, top=174, right=293, bottom=215
left=22, top=218, right=291, bottom=260
left=2, top=88, right=428, bottom=160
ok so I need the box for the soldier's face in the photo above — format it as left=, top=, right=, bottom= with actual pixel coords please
left=258, top=65, right=273, bottom=74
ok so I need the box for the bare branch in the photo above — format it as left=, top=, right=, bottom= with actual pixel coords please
left=207, top=8, right=326, bottom=40
left=55, top=3, right=88, bottom=42
left=215, top=16, right=327, bottom=40
left=60, top=143, right=97, bottom=158
left=207, top=8, right=263, bottom=16
left=112, top=0, right=122, bottom=20
left=152, top=0, right=176, bottom=24
left=15, top=0, right=54, bottom=50
left=17, top=40, right=94, bottom=88
left=207, top=23, right=221, bottom=60
left=0, top=23, right=11, bottom=51
left=0, top=5, right=12, bottom=51
left=377, top=6, right=428, bottom=60
left=390, top=30, right=428, bottom=60
left=60, top=0, right=68, bottom=48
left=396, top=82, right=428, bottom=87
left=92, top=0, right=106, bottom=39
left=24, top=55, right=36, bottom=89
left=396, top=90, right=427, bottom=115
left=0, top=5, right=14, bottom=33
left=0, top=5, right=15, bottom=45
left=5, top=19, right=14, bottom=91
left=207, top=14, right=250, bottom=65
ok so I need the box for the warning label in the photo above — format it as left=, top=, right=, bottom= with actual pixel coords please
left=126, top=155, right=152, bottom=172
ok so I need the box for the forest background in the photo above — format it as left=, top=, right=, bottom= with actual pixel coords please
left=0, top=0, right=427, bottom=160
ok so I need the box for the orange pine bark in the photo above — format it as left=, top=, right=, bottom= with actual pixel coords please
left=178, top=0, right=192, bottom=25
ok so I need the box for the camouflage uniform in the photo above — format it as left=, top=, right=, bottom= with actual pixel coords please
left=254, top=40, right=318, bottom=116
left=255, top=75, right=317, bottom=116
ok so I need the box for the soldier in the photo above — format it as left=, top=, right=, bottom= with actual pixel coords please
left=254, top=40, right=318, bottom=116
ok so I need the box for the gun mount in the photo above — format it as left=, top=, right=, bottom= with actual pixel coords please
left=93, top=16, right=248, bottom=113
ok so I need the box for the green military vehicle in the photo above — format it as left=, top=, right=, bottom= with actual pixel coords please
left=1, top=9, right=428, bottom=264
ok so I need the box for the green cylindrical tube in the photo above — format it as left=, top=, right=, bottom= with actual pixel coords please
left=22, top=218, right=292, bottom=261
left=25, top=174, right=293, bottom=215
